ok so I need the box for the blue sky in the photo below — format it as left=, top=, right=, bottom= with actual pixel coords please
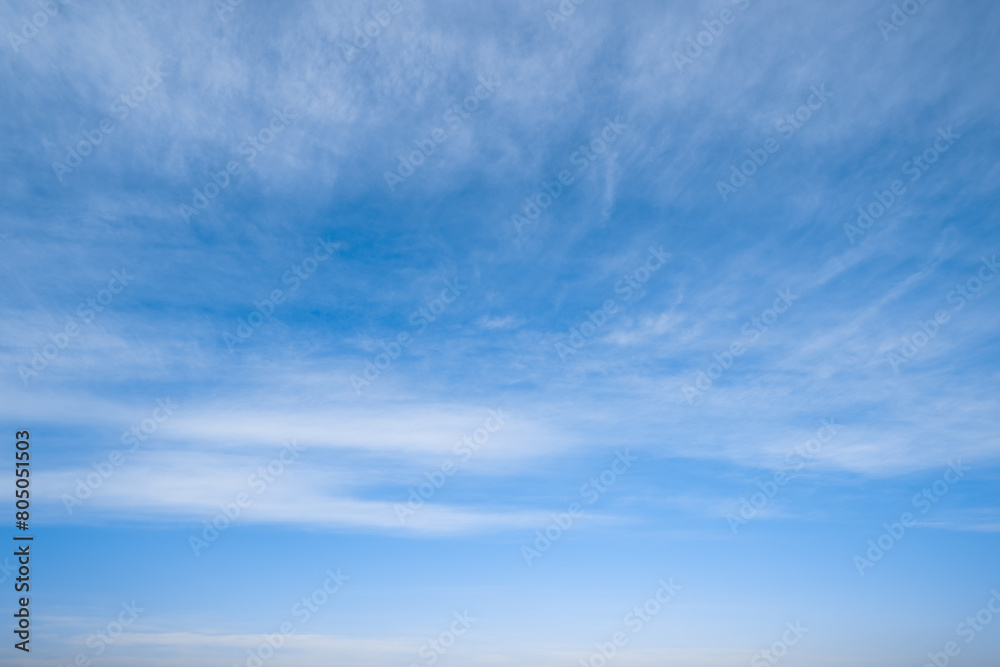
left=2, top=0, right=1000, bottom=665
